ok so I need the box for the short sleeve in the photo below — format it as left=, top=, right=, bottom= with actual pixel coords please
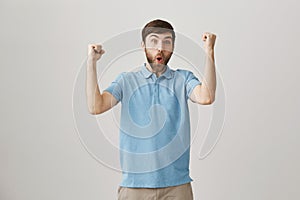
left=104, top=72, right=125, bottom=102
left=185, top=71, right=202, bottom=99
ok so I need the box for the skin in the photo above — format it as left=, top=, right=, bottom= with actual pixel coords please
left=141, top=32, right=174, bottom=77
left=86, top=31, right=217, bottom=114
left=190, top=32, right=217, bottom=105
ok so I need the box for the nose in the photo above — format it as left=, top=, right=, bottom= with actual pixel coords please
left=156, top=41, right=163, bottom=51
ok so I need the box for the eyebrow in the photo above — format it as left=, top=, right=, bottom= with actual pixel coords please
left=149, top=34, right=172, bottom=40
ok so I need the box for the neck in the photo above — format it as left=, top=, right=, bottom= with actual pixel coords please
left=145, top=63, right=167, bottom=77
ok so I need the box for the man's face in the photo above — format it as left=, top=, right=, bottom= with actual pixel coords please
left=142, top=32, right=174, bottom=71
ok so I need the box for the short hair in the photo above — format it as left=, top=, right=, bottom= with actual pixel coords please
left=142, top=19, right=176, bottom=44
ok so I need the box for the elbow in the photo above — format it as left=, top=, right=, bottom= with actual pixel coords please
left=89, top=110, right=101, bottom=115
left=88, top=106, right=103, bottom=115
left=197, top=87, right=216, bottom=105
left=88, top=108, right=98, bottom=115
left=87, top=97, right=105, bottom=115
left=198, top=97, right=215, bottom=105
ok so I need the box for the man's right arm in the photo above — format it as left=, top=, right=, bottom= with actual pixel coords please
left=86, top=44, right=118, bottom=115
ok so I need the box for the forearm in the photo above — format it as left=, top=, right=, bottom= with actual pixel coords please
left=86, top=58, right=103, bottom=114
left=202, top=50, right=216, bottom=102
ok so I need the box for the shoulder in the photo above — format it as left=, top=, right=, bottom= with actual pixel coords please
left=175, top=69, right=193, bottom=74
left=120, top=71, right=140, bottom=79
left=174, top=68, right=195, bottom=79
left=113, top=72, right=127, bottom=82
left=115, top=68, right=142, bottom=82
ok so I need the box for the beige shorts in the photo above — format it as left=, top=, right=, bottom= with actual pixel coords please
left=117, top=182, right=193, bottom=200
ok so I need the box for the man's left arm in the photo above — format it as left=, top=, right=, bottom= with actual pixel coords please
left=190, top=32, right=217, bottom=105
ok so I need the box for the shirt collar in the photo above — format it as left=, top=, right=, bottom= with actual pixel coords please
left=141, top=63, right=173, bottom=79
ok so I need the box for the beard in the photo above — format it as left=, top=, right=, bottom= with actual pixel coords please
left=145, top=49, right=172, bottom=72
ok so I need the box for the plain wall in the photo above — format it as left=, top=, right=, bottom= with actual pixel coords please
left=0, top=0, right=299, bottom=199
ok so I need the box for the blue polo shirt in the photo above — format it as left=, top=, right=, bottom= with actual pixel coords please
left=104, top=63, right=201, bottom=188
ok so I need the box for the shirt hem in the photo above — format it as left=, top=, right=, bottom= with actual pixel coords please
left=119, top=178, right=193, bottom=188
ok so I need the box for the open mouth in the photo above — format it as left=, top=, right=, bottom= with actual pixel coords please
left=156, top=56, right=163, bottom=63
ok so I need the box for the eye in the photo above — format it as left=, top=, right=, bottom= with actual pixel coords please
left=151, top=39, right=158, bottom=44
left=163, top=40, right=171, bottom=45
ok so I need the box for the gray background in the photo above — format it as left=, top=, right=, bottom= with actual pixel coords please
left=1, top=0, right=299, bottom=200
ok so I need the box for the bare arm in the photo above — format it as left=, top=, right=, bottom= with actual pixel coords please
left=86, top=44, right=118, bottom=115
left=190, top=33, right=217, bottom=105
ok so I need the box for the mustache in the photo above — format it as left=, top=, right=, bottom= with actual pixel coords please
left=154, top=53, right=164, bottom=60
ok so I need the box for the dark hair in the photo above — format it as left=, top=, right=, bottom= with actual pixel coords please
left=142, top=19, right=175, bottom=44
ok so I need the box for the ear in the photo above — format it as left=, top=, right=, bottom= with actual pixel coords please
left=141, top=41, right=145, bottom=49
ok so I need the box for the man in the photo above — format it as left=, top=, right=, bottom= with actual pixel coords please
left=86, top=19, right=216, bottom=200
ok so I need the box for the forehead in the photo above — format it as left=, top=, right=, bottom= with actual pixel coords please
left=146, top=32, right=173, bottom=40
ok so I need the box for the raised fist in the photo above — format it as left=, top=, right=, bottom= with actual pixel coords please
left=202, top=32, right=216, bottom=53
left=88, top=44, right=105, bottom=61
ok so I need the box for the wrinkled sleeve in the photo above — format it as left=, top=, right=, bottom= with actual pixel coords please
left=104, top=73, right=125, bottom=102
left=186, top=71, right=202, bottom=100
